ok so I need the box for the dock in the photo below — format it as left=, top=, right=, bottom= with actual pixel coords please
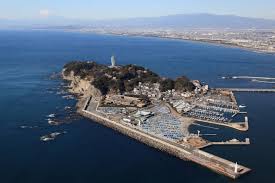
left=199, top=138, right=250, bottom=149
left=80, top=96, right=251, bottom=179
left=189, top=117, right=249, bottom=131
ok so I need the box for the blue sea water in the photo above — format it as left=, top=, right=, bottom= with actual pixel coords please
left=0, top=30, right=275, bottom=183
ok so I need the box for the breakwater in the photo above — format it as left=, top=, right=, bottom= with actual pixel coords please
left=217, top=88, right=275, bottom=93
left=79, top=96, right=251, bottom=179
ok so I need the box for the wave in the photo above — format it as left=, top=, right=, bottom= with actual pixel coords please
left=232, top=76, right=275, bottom=80
left=251, top=79, right=275, bottom=84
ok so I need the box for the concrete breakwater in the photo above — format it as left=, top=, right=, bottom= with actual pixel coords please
left=231, top=76, right=275, bottom=80
left=78, top=97, right=250, bottom=179
left=217, top=88, right=275, bottom=93
left=79, top=106, right=190, bottom=161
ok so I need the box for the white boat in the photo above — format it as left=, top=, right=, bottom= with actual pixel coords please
left=40, top=137, right=54, bottom=142
left=47, top=114, right=55, bottom=118
left=239, top=105, right=246, bottom=108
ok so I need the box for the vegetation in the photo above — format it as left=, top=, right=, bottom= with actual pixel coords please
left=63, top=61, right=195, bottom=94
left=174, top=76, right=195, bottom=92
left=63, top=61, right=105, bottom=79
left=159, top=78, right=175, bottom=92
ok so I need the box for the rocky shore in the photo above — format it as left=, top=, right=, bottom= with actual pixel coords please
left=62, top=69, right=102, bottom=97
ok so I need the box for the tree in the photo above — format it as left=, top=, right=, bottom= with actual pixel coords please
left=159, top=78, right=175, bottom=92
left=174, top=76, right=195, bottom=92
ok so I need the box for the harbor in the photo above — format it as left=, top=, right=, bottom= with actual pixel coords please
left=79, top=96, right=251, bottom=179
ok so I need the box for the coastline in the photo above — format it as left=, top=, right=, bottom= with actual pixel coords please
left=112, top=34, right=275, bottom=55
left=22, top=28, right=275, bottom=55
left=75, top=30, right=275, bottom=55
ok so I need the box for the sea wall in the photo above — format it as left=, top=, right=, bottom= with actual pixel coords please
left=78, top=106, right=189, bottom=161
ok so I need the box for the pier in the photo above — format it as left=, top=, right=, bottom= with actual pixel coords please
left=217, top=88, right=275, bottom=93
left=198, top=138, right=250, bottom=149
left=187, top=116, right=249, bottom=131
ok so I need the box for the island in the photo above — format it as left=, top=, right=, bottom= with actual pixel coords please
left=62, top=56, right=251, bottom=179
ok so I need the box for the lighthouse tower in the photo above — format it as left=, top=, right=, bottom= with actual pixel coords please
left=111, top=55, right=116, bottom=68
left=234, top=162, right=238, bottom=173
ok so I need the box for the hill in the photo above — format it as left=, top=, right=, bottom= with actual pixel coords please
left=101, top=14, right=275, bottom=29
left=62, top=61, right=195, bottom=95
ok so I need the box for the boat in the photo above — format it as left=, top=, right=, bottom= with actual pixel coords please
left=40, top=136, right=55, bottom=142
left=239, top=105, right=246, bottom=108
left=47, top=114, right=55, bottom=118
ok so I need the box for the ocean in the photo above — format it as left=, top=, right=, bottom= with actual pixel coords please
left=0, top=30, right=275, bottom=183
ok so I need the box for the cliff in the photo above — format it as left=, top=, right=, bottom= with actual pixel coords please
left=62, top=69, right=102, bottom=97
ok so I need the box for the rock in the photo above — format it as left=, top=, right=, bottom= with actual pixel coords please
left=62, top=70, right=102, bottom=98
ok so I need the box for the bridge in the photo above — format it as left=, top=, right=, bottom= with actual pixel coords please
left=216, top=88, right=275, bottom=93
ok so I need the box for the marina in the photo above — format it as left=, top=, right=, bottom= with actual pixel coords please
left=80, top=96, right=251, bottom=179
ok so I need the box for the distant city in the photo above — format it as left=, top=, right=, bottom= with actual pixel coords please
left=77, top=27, right=275, bottom=53
left=24, top=14, right=275, bottom=54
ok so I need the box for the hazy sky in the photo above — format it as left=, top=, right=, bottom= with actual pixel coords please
left=1, top=0, right=275, bottom=20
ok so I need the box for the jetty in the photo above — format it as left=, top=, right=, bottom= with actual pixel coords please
left=217, top=88, right=275, bottom=93
left=198, top=138, right=250, bottom=149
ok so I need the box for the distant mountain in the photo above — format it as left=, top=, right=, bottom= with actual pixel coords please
left=99, top=14, right=275, bottom=29
left=1, top=14, right=275, bottom=30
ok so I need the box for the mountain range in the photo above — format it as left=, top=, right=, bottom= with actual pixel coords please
left=1, top=13, right=275, bottom=30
